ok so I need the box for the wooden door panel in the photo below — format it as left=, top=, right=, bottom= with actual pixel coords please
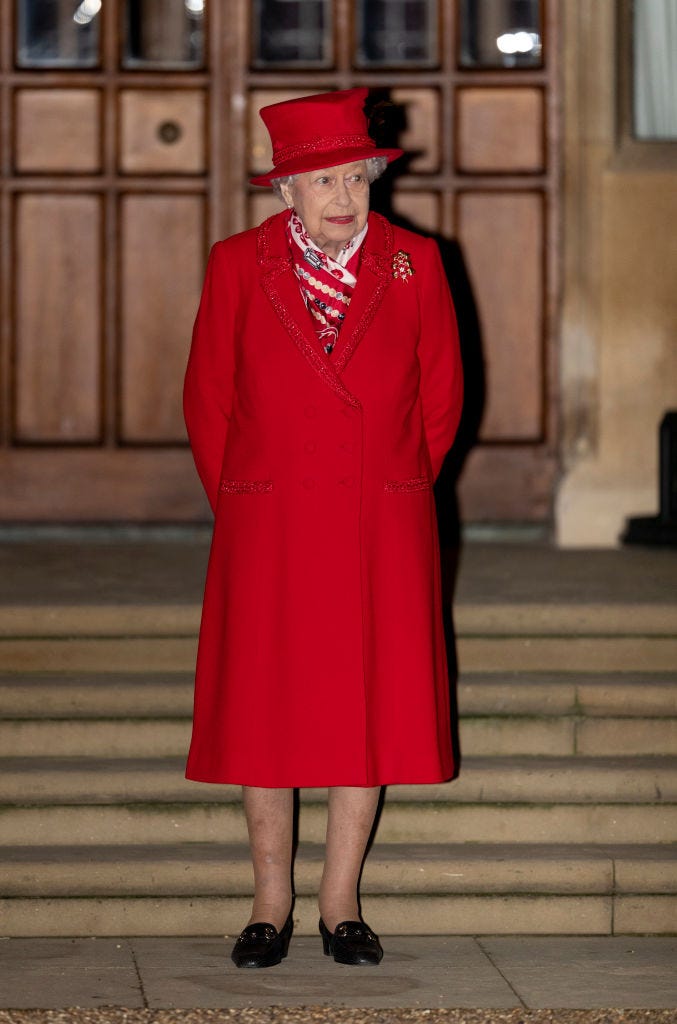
left=14, top=193, right=102, bottom=443
left=15, top=89, right=102, bottom=173
left=0, top=449, right=208, bottom=520
left=119, top=89, right=207, bottom=174
left=458, top=446, right=555, bottom=521
left=119, top=194, right=205, bottom=443
left=249, top=192, right=282, bottom=227
left=391, top=191, right=440, bottom=232
left=457, top=191, right=544, bottom=441
left=390, top=88, right=441, bottom=173
left=456, top=87, right=545, bottom=173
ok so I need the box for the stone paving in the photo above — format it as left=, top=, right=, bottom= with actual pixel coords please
left=1, top=937, right=677, bottom=1013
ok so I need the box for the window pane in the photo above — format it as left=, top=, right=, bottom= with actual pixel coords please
left=252, top=0, right=331, bottom=68
left=356, top=0, right=437, bottom=67
left=459, top=0, right=542, bottom=69
left=123, top=0, right=205, bottom=69
left=633, top=0, right=677, bottom=139
left=16, top=0, right=100, bottom=68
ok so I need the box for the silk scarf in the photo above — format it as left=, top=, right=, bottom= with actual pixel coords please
left=286, top=210, right=367, bottom=355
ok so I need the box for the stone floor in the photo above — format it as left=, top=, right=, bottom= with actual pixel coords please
left=0, top=538, right=676, bottom=608
left=1, top=936, right=677, bottom=1012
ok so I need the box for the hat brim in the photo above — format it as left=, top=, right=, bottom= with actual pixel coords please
left=250, top=146, right=403, bottom=187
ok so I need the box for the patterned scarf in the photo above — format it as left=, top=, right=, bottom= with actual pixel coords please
left=286, top=210, right=367, bottom=355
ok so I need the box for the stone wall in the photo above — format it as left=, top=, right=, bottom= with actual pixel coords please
left=556, top=0, right=677, bottom=546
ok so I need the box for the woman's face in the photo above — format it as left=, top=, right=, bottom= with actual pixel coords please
left=280, top=160, right=370, bottom=260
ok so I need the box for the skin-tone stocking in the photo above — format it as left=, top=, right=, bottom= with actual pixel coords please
left=243, top=785, right=294, bottom=930
left=243, top=784, right=380, bottom=932
left=319, top=785, right=381, bottom=932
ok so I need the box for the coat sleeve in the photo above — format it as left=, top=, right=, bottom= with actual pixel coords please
left=417, top=238, right=464, bottom=480
left=183, top=241, right=237, bottom=514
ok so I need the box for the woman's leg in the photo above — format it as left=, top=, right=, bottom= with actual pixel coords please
left=242, top=785, right=294, bottom=929
left=319, top=785, right=381, bottom=931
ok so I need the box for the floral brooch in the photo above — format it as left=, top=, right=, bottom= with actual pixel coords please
left=392, top=250, right=414, bottom=282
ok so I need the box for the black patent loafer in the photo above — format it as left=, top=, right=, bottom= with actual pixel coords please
left=319, top=917, right=383, bottom=965
left=231, top=911, right=293, bottom=968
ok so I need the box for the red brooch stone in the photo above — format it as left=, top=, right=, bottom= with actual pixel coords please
left=392, top=250, right=414, bottom=282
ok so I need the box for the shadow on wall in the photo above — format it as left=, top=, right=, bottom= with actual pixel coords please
left=368, top=90, right=486, bottom=776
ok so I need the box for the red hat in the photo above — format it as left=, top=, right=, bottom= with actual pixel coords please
left=250, top=88, right=402, bottom=187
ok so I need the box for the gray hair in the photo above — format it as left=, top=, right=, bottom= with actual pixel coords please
left=271, top=155, right=388, bottom=200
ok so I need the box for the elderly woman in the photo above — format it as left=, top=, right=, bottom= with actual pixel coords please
left=183, top=88, right=463, bottom=968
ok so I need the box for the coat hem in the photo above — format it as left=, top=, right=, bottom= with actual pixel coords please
left=184, top=768, right=457, bottom=787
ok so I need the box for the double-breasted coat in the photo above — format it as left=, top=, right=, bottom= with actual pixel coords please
left=183, top=209, right=463, bottom=787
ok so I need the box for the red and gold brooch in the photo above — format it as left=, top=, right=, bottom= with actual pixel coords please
left=392, top=250, right=414, bottom=282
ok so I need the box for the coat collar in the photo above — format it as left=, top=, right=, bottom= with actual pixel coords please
left=257, top=210, right=394, bottom=406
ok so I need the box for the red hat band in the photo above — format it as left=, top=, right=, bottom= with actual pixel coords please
left=251, top=88, right=402, bottom=188
left=274, top=132, right=375, bottom=167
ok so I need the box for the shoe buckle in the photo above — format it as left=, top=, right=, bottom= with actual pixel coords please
left=241, top=925, right=275, bottom=943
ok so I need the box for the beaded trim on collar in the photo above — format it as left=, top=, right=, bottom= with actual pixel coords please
left=256, top=210, right=397, bottom=403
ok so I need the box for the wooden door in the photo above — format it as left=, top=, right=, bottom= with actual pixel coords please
left=0, top=0, right=222, bottom=518
left=0, top=0, right=559, bottom=522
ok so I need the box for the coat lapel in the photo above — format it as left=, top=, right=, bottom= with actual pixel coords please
left=257, top=210, right=394, bottom=406
left=334, top=212, right=394, bottom=373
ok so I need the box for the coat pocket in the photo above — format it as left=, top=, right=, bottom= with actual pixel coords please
left=384, top=476, right=431, bottom=493
left=219, top=479, right=273, bottom=494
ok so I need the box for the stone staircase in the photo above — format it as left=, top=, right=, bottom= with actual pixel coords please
left=1, top=584, right=676, bottom=937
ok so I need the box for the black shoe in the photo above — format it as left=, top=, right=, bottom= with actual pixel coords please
left=231, top=911, right=293, bottom=968
left=319, top=917, right=383, bottom=965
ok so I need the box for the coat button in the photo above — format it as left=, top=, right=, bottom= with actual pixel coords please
left=304, top=404, right=317, bottom=418
left=339, top=476, right=355, bottom=488
left=340, top=442, right=353, bottom=454
left=302, top=477, right=316, bottom=490
left=304, top=441, right=317, bottom=454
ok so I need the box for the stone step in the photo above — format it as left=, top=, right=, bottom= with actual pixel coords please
left=1, top=635, right=676, bottom=672
left=1, top=601, right=676, bottom=637
left=2, top=801, right=675, bottom=846
left=2, top=843, right=675, bottom=937
left=3, top=842, right=674, bottom=897
left=3, top=756, right=676, bottom=805
left=2, top=672, right=675, bottom=719
left=3, top=713, right=675, bottom=758
left=1, top=892, right=674, bottom=937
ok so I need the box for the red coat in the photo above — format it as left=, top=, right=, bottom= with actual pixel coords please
left=184, top=210, right=463, bottom=787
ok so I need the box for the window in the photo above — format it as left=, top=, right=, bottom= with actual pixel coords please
left=355, top=0, right=438, bottom=68
left=458, top=0, right=542, bottom=69
left=123, top=0, right=206, bottom=69
left=633, top=0, right=677, bottom=139
left=252, top=0, right=332, bottom=67
left=16, top=0, right=100, bottom=68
